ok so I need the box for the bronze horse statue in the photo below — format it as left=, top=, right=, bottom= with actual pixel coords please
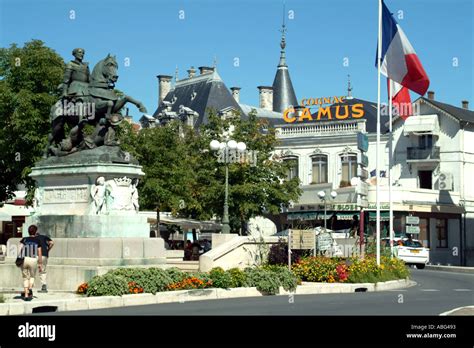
left=46, top=54, right=146, bottom=156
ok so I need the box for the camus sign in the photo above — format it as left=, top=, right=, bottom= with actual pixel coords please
left=283, top=96, right=365, bottom=123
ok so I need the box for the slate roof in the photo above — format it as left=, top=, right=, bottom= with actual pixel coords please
left=152, top=70, right=244, bottom=127
left=272, top=66, right=298, bottom=113
left=420, top=97, right=474, bottom=123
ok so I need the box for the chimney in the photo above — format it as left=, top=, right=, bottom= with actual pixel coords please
left=230, top=87, right=241, bottom=103
left=257, top=86, right=273, bottom=111
left=198, top=66, right=215, bottom=75
left=157, top=75, right=172, bottom=106
left=187, top=66, right=196, bottom=78
left=462, top=100, right=469, bottom=110
left=427, top=91, right=435, bottom=100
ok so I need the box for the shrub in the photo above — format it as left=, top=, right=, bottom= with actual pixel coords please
left=147, top=268, right=174, bottom=292
left=347, top=256, right=409, bottom=283
left=227, top=268, right=247, bottom=288
left=267, top=239, right=307, bottom=265
left=209, top=267, right=233, bottom=289
left=87, top=273, right=129, bottom=297
left=0, top=294, right=4, bottom=303
left=165, top=267, right=188, bottom=283
left=244, top=268, right=280, bottom=295
left=262, top=264, right=299, bottom=291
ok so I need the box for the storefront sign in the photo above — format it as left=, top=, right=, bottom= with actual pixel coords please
left=283, top=96, right=365, bottom=123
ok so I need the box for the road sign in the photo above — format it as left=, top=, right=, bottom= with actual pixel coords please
left=357, top=132, right=369, bottom=152
left=406, top=216, right=420, bottom=225
left=357, top=166, right=369, bottom=180
left=290, top=229, right=315, bottom=250
left=357, top=196, right=369, bottom=208
left=317, top=232, right=333, bottom=251
left=356, top=180, right=368, bottom=196
left=357, top=152, right=369, bottom=167
left=406, top=226, right=420, bottom=234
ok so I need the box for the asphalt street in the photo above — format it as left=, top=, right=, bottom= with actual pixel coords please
left=49, top=269, right=473, bottom=315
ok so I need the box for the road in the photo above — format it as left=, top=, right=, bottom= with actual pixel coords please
left=50, top=269, right=473, bottom=315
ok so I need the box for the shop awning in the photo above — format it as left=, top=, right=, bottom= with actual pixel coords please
left=287, top=212, right=358, bottom=221
left=139, top=212, right=222, bottom=231
left=368, top=211, right=391, bottom=222
left=403, top=114, right=439, bottom=136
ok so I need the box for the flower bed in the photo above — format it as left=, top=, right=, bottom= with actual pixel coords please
left=291, top=256, right=409, bottom=283
left=77, top=266, right=298, bottom=297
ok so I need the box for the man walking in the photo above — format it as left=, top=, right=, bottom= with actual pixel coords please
left=35, top=228, right=54, bottom=293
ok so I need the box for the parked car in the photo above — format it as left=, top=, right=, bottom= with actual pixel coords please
left=381, top=237, right=429, bottom=269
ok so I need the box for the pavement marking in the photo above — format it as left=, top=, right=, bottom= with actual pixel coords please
left=420, top=289, right=440, bottom=292
left=453, top=289, right=472, bottom=291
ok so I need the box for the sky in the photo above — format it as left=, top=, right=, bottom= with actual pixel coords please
left=0, top=0, right=472, bottom=121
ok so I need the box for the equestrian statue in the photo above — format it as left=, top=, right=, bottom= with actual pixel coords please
left=46, top=48, right=147, bottom=157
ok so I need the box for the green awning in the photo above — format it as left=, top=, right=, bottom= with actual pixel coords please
left=368, top=211, right=391, bottom=221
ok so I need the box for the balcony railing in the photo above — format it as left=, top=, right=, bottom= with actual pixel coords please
left=407, top=146, right=440, bottom=161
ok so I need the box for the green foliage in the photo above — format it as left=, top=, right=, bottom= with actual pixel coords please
left=262, top=264, right=299, bottom=291
left=227, top=268, right=247, bottom=288
left=87, top=273, right=129, bottom=297
left=243, top=267, right=280, bottom=295
left=108, top=267, right=173, bottom=293
left=0, top=293, right=5, bottom=303
left=118, top=108, right=302, bottom=232
left=165, top=267, right=188, bottom=283
left=0, top=40, right=64, bottom=201
left=208, top=267, right=233, bottom=289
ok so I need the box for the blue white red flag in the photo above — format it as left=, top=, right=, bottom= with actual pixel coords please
left=376, top=1, right=430, bottom=96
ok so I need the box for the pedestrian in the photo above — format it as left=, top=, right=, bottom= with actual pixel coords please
left=184, top=240, right=192, bottom=260
left=19, top=225, right=43, bottom=301
left=351, top=215, right=359, bottom=238
left=35, top=228, right=54, bottom=293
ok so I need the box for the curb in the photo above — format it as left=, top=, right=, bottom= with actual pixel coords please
left=0, top=278, right=413, bottom=315
left=439, top=305, right=474, bottom=316
left=425, top=265, right=474, bottom=274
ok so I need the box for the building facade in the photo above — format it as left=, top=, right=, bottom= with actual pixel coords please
left=143, top=23, right=473, bottom=266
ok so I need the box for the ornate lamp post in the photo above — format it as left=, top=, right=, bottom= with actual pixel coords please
left=210, top=139, right=247, bottom=234
left=317, top=190, right=338, bottom=230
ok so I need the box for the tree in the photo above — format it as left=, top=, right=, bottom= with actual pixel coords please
left=121, top=109, right=301, bottom=233
left=0, top=40, right=64, bottom=201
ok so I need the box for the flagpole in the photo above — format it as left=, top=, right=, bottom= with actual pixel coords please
left=376, top=0, right=382, bottom=266
left=388, top=79, right=394, bottom=258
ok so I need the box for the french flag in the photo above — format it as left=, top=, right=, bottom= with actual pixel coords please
left=388, top=79, right=412, bottom=120
left=377, top=0, right=430, bottom=96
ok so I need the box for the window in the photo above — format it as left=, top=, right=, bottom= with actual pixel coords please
left=418, top=170, right=432, bottom=189
left=436, top=219, right=447, bottom=248
left=284, top=157, right=299, bottom=181
left=311, top=155, right=328, bottom=184
left=419, top=134, right=433, bottom=149
left=341, top=154, right=357, bottom=186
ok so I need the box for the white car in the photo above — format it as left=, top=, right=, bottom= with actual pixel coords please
left=382, top=237, right=429, bottom=269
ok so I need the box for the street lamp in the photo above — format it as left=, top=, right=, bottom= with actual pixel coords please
left=318, top=190, right=338, bottom=230
left=210, top=139, right=247, bottom=234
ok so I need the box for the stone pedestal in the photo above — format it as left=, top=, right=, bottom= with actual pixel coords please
left=24, top=146, right=149, bottom=238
